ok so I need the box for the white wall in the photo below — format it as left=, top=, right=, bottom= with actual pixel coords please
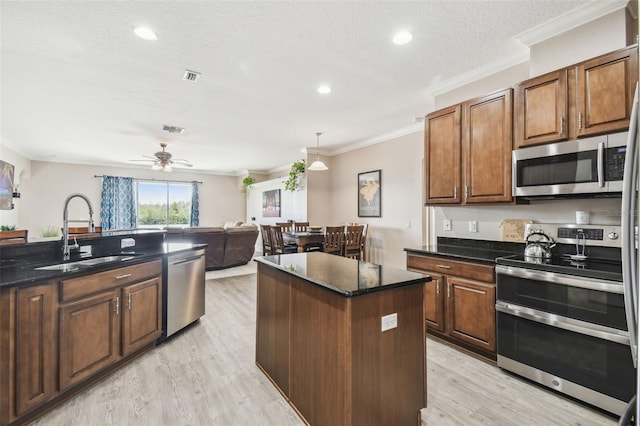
left=0, top=145, right=31, bottom=230
left=324, top=132, right=424, bottom=269
left=18, top=161, right=245, bottom=239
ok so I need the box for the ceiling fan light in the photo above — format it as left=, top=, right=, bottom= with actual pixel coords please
left=163, top=163, right=173, bottom=172
left=308, top=160, right=328, bottom=171
left=151, top=163, right=162, bottom=170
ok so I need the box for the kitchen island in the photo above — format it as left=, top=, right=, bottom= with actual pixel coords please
left=255, top=252, right=430, bottom=425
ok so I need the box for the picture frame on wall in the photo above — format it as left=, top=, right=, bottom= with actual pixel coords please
left=0, top=160, right=15, bottom=210
left=358, top=169, right=381, bottom=217
left=262, top=189, right=281, bottom=217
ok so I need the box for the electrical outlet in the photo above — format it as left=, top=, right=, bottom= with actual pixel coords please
left=381, top=313, right=398, bottom=332
left=443, top=219, right=452, bottom=231
left=121, top=238, right=136, bottom=248
left=469, top=221, right=478, bottom=233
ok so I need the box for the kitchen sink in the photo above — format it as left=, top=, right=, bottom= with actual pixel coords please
left=34, top=255, right=136, bottom=271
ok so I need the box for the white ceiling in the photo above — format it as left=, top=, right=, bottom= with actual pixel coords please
left=0, top=0, right=613, bottom=175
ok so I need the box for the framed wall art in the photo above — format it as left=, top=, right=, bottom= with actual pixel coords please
left=0, top=160, right=15, bottom=210
left=358, top=170, right=381, bottom=217
left=262, top=189, right=281, bottom=217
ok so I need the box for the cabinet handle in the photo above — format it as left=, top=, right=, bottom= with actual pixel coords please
left=435, top=279, right=440, bottom=294
left=464, top=185, right=468, bottom=200
left=127, top=292, right=132, bottom=310
left=116, top=273, right=132, bottom=280
left=578, top=112, right=583, bottom=129
left=447, top=283, right=451, bottom=298
left=560, top=117, right=564, bottom=134
left=436, top=264, right=451, bottom=269
left=114, top=296, right=120, bottom=315
left=453, top=186, right=457, bottom=199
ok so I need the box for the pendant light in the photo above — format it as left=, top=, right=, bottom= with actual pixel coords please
left=308, top=132, right=328, bottom=171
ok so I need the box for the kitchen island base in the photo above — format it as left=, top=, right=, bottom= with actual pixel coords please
left=255, top=253, right=428, bottom=425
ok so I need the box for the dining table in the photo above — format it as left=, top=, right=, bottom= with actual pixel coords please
left=283, top=230, right=324, bottom=253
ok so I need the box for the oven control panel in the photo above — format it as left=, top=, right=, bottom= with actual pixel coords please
left=525, top=223, right=621, bottom=247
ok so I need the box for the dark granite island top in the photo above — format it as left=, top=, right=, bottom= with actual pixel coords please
left=255, top=251, right=428, bottom=425
left=255, top=251, right=430, bottom=296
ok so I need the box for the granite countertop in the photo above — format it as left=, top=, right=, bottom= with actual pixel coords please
left=0, top=240, right=206, bottom=288
left=255, top=252, right=430, bottom=297
left=405, top=237, right=525, bottom=263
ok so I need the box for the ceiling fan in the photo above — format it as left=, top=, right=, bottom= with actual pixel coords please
left=130, top=143, right=193, bottom=171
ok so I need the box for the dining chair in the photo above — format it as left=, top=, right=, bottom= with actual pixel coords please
left=343, top=225, right=365, bottom=260
left=260, top=224, right=273, bottom=255
left=294, top=221, right=309, bottom=232
left=270, top=225, right=298, bottom=254
left=360, top=223, right=368, bottom=261
left=276, top=222, right=293, bottom=233
left=323, top=226, right=344, bottom=256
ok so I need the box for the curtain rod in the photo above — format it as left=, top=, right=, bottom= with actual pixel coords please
left=94, top=175, right=203, bottom=184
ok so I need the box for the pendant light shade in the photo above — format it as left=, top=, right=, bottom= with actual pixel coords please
left=308, top=132, right=328, bottom=171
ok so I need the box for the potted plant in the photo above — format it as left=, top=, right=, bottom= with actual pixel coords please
left=242, top=176, right=256, bottom=194
left=284, top=159, right=306, bottom=192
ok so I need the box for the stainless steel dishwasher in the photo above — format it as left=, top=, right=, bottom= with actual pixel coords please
left=163, top=248, right=206, bottom=339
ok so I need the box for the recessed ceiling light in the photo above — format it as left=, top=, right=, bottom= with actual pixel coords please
left=393, top=31, right=413, bottom=45
left=317, top=85, right=331, bottom=94
left=134, top=26, right=158, bottom=41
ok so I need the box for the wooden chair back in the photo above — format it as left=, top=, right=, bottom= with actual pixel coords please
left=270, top=225, right=298, bottom=254
left=343, top=225, right=365, bottom=260
left=276, top=222, right=293, bottom=233
left=323, top=226, right=344, bottom=256
left=0, top=229, right=28, bottom=245
left=294, top=222, right=309, bottom=232
left=260, top=224, right=273, bottom=255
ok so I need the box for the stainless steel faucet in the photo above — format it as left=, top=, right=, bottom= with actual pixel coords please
left=63, top=193, right=95, bottom=260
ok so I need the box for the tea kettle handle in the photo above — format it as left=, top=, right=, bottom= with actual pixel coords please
left=526, top=231, right=555, bottom=246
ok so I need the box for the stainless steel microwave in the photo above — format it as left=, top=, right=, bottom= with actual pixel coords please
left=512, top=132, right=628, bottom=197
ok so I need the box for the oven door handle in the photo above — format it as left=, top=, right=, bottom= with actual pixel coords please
left=495, top=265, right=623, bottom=294
left=496, top=301, right=630, bottom=346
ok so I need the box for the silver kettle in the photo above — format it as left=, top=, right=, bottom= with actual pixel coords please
left=524, top=231, right=556, bottom=259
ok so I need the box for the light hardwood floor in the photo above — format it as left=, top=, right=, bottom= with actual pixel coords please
left=32, top=271, right=617, bottom=425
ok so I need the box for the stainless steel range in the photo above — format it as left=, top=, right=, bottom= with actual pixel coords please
left=495, top=223, right=634, bottom=416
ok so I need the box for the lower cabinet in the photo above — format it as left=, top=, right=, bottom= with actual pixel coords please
left=0, top=259, right=162, bottom=426
left=407, top=253, right=496, bottom=359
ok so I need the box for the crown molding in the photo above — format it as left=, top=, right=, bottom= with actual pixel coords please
left=514, top=0, right=629, bottom=46
left=327, top=123, right=424, bottom=156
left=425, top=48, right=530, bottom=97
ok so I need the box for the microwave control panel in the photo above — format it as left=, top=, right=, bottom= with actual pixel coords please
left=605, top=146, right=626, bottom=181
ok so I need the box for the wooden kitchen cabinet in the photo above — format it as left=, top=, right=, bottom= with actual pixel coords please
left=407, top=253, right=496, bottom=359
left=59, top=260, right=162, bottom=390
left=576, top=45, right=638, bottom=138
left=424, top=88, right=513, bottom=205
left=59, top=289, right=120, bottom=390
left=14, top=283, right=56, bottom=416
left=515, top=45, right=638, bottom=147
left=425, top=104, right=461, bottom=204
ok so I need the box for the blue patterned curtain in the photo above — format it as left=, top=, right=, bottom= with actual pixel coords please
left=190, top=181, right=200, bottom=227
left=100, top=176, right=136, bottom=230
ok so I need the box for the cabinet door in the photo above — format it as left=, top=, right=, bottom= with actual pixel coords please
left=463, top=88, right=513, bottom=204
left=424, top=273, right=445, bottom=332
left=424, top=105, right=462, bottom=204
left=15, top=283, right=55, bottom=416
left=59, top=289, right=120, bottom=391
left=575, top=46, right=638, bottom=137
left=121, top=276, right=162, bottom=356
left=515, top=69, right=568, bottom=147
left=446, top=277, right=496, bottom=352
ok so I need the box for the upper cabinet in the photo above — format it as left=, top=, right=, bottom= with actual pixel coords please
left=425, top=88, right=513, bottom=205
left=575, top=45, right=638, bottom=138
left=516, top=45, right=638, bottom=148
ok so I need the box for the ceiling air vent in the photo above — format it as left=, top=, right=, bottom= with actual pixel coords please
left=162, top=125, right=185, bottom=134
left=182, top=69, right=201, bottom=82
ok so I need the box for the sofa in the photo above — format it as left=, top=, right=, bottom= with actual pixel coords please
left=164, top=223, right=259, bottom=270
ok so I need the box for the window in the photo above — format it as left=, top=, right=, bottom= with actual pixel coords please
left=136, top=181, right=192, bottom=228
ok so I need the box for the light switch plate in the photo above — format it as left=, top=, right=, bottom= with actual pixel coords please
left=443, top=219, right=452, bottom=231
left=469, top=221, right=478, bottom=232
left=381, top=313, right=398, bottom=332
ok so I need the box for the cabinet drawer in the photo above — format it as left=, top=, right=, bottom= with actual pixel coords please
left=407, top=254, right=494, bottom=282
left=60, top=259, right=161, bottom=302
